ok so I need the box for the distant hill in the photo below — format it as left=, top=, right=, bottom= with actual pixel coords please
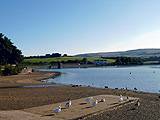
left=76, top=49, right=160, bottom=58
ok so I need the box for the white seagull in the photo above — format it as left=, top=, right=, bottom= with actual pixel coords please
left=101, top=98, right=106, bottom=102
left=53, top=105, right=61, bottom=113
left=92, top=100, right=98, bottom=107
left=65, top=99, right=72, bottom=108
left=85, top=97, right=93, bottom=104
left=119, top=95, right=124, bottom=102
left=135, top=99, right=140, bottom=107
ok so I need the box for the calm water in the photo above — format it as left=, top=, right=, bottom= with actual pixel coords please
left=42, top=65, right=160, bottom=93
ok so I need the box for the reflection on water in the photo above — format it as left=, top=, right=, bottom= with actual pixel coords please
left=42, top=65, right=160, bottom=93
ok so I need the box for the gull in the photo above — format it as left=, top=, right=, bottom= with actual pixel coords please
left=53, top=105, right=61, bottom=113
left=119, top=95, right=124, bottom=102
left=85, top=97, right=93, bottom=104
left=135, top=99, right=140, bottom=107
left=100, top=98, right=106, bottom=102
left=92, top=100, right=98, bottom=107
left=65, top=99, right=72, bottom=108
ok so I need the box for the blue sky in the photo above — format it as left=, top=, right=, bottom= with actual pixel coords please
left=1, top=0, right=160, bottom=56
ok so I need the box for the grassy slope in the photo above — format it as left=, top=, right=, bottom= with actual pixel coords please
left=23, top=56, right=115, bottom=64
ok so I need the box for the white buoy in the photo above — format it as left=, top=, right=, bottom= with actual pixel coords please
left=65, top=99, right=72, bottom=108
left=92, top=100, right=98, bottom=107
left=53, top=105, right=61, bottom=113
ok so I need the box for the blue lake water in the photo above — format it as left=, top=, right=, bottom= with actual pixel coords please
left=42, top=65, right=160, bottom=93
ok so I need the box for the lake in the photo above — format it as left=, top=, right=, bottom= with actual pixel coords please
left=42, top=65, right=160, bottom=93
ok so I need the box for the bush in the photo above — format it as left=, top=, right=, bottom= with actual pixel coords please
left=0, top=65, right=22, bottom=76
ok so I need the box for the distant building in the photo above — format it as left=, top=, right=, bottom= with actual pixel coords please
left=93, top=60, right=108, bottom=65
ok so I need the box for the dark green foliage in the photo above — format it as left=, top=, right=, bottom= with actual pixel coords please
left=0, top=65, right=22, bottom=76
left=115, top=57, right=143, bottom=65
left=63, top=54, right=67, bottom=57
left=0, top=33, right=23, bottom=76
left=82, top=58, right=87, bottom=64
left=25, top=53, right=61, bottom=59
left=0, top=33, right=23, bottom=65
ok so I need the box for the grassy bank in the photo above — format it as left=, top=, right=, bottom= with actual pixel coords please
left=23, top=56, right=115, bottom=65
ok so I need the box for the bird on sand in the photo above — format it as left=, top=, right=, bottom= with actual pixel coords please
left=92, top=99, right=98, bottom=107
left=53, top=105, right=61, bottom=113
left=65, top=99, right=72, bottom=108
left=100, top=98, right=106, bottom=102
left=135, top=99, right=140, bottom=107
left=119, top=95, right=124, bottom=102
left=85, top=97, right=93, bottom=104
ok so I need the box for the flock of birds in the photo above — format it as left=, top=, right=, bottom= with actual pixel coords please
left=53, top=70, right=143, bottom=113
left=53, top=95, right=140, bottom=113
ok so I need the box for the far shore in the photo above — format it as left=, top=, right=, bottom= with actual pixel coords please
left=29, top=63, right=160, bottom=71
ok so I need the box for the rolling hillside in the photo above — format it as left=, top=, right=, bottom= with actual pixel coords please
left=76, top=49, right=160, bottom=58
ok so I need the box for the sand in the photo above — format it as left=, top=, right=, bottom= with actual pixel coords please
left=0, top=95, right=138, bottom=120
left=0, top=71, right=159, bottom=120
left=0, top=71, right=59, bottom=87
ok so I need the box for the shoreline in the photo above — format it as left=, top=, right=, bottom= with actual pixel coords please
left=0, top=71, right=61, bottom=88
left=0, top=71, right=160, bottom=119
left=0, top=69, right=158, bottom=95
left=29, top=63, right=160, bottom=70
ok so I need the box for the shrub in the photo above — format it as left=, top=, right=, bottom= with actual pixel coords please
left=0, top=65, right=22, bottom=76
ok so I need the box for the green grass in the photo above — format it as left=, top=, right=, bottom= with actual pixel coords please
left=23, top=56, right=115, bottom=64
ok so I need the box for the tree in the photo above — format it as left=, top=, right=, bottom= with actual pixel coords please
left=82, top=58, right=87, bottom=64
left=0, top=33, right=23, bottom=65
left=115, top=57, right=143, bottom=65
left=63, top=54, right=67, bottom=57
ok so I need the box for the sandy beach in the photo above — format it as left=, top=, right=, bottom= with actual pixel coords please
left=0, top=71, right=60, bottom=88
left=0, top=71, right=159, bottom=120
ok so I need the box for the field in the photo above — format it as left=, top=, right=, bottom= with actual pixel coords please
left=23, top=56, right=115, bottom=65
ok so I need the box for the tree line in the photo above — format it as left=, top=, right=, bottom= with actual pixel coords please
left=0, top=33, right=23, bottom=75
left=25, top=53, right=68, bottom=59
left=101, top=57, right=144, bottom=65
left=114, top=57, right=143, bottom=65
left=0, top=33, right=23, bottom=65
